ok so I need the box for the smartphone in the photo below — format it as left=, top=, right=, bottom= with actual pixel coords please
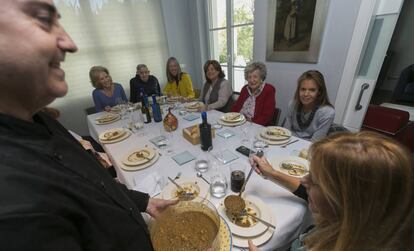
left=235, top=146, right=255, bottom=157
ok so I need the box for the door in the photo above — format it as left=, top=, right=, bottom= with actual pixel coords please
left=334, top=0, right=404, bottom=131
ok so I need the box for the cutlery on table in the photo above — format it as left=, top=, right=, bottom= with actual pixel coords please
left=196, top=172, right=210, bottom=185
left=239, top=150, right=264, bottom=197
left=281, top=139, right=299, bottom=148
left=239, top=209, right=276, bottom=229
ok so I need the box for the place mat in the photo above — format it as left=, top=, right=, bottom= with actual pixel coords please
left=218, top=195, right=271, bottom=238
left=121, top=151, right=160, bottom=171
left=149, top=135, right=167, bottom=148
left=183, top=114, right=199, bottom=121
left=171, top=151, right=196, bottom=166
left=213, top=149, right=239, bottom=164
left=271, top=156, right=309, bottom=178
left=217, top=129, right=236, bottom=139
left=122, top=147, right=156, bottom=166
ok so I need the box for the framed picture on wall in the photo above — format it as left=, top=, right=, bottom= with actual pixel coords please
left=266, top=0, right=330, bottom=63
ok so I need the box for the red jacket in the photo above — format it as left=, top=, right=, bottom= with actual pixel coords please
left=232, top=83, right=276, bottom=126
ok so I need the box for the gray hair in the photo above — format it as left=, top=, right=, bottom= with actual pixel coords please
left=244, top=61, right=267, bottom=81
left=136, top=64, right=148, bottom=71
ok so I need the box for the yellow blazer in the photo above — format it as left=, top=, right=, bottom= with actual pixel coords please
left=163, top=73, right=195, bottom=98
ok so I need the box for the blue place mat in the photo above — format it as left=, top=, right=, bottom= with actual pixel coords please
left=213, top=149, right=239, bottom=164
left=183, top=114, right=199, bottom=121
left=217, top=129, right=235, bottom=139
left=149, top=135, right=167, bottom=148
left=171, top=151, right=196, bottom=166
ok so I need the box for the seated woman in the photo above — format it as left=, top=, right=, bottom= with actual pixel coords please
left=90, top=66, right=128, bottom=112
left=232, top=61, right=275, bottom=126
left=129, top=64, right=161, bottom=103
left=163, top=57, right=195, bottom=100
left=285, top=70, right=335, bottom=142
left=199, top=60, right=233, bottom=112
left=249, top=131, right=414, bottom=251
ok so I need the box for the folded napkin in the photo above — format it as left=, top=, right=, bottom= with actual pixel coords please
left=132, top=172, right=163, bottom=197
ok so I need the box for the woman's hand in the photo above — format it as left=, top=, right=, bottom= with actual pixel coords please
left=145, top=198, right=178, bottom=218
left=248, top=240, right=260, bottom=251
left=250, top=155, right=275, bottom=179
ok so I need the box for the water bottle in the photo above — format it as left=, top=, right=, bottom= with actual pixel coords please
left=151, top=95, right=162, bottom=122
left=199, top=112, right=212, bottom=151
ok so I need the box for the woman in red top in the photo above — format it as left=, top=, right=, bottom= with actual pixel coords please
left=232, top=61, right=276, bottom=126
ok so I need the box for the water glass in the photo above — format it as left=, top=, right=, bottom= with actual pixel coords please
left=195, top=151, right=211, bottom=173
left=209, top=165, right=228, bottom=198
left=241, top=122, right=251, bottom=146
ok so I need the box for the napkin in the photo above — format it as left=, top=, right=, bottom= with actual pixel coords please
left=183, top=114, right=199, bottom=121
left=171, top=151, right=196, bottom=165
left=132, top=172, right=163, bottom=197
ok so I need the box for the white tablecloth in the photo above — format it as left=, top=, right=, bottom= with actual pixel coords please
left=87, top=108, right=313, bottom=251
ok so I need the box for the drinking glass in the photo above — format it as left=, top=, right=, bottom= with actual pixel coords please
left=209, top=162, right=228, bottom=198
left=240, top=122, right=251, bottom=146
left=230, top=162, right=247, bottom=193
left=194, top=150, right=211, bottom=173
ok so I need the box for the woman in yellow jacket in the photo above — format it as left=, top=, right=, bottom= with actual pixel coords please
left=164, top=57, right=195, bottom=99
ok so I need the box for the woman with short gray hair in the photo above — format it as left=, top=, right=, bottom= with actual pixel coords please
left=232, top=61, right=276, bottom=126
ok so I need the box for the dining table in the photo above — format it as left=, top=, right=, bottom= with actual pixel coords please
left=87, top=105, right=313, bottom=251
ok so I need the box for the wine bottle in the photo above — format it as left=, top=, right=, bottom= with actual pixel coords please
left=141, top=96, right=151, bottom=124
left=151, top=95, right=162, bottom=122
left=199, top=112, right=212, bottom=151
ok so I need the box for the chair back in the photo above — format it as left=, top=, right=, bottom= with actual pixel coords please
left=271, top=107, right=281, bottom=126
left=85, top=107, right=97, bottom=115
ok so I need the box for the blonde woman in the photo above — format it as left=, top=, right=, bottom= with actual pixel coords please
left=250, top=131, right=414, bottom=251
left=163, top=57, right=195, bottom=99
left=90, top=66, right=127, bottom=112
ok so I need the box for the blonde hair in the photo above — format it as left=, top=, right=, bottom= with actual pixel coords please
left=166, top=57, right=183, bottom=82
left=89, top=66, right=111, bottom=89
left=306, top=131, right=414, bottom=251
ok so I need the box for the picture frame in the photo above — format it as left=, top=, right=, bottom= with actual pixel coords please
left=266, top=0, right=330, bottom=63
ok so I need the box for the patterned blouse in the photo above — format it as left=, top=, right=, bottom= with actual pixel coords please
left=240, top=83, right=265, bottom=120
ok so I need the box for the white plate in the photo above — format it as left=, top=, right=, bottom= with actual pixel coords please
left=161, top=177, right=209, bottom=200
left=95, top=114, right=121, bottom=125
left=271, top=156, right=309, bottom=178
left=260, top=126, right=291, bottom=141
left=218, top=117, right=246, bottom=127
left=99, top=128, right=131, bottom=144
left=184, top=101, right=203, bottom=109
left=256, top=133, right=291, bottom=145
left=220, top=112, right=245, bottom=123
left=121, top=151, right=160, bottom=171
left=231, top=213, right=276, bottom=248
left=218, top=195, right=271, bottom=238
left=122, top=147, right=157, bottom=166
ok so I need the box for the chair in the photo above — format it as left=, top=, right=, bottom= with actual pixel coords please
left=85, top=106, right=96, bottom=115
left=327, top=123, right=349, bottom=135
left=392, top=64, right=414, bottom=104
left=271, top=107, right=281, bottom=126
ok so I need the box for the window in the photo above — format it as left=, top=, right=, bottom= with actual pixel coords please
left=207, top=0, right=255, bottom=92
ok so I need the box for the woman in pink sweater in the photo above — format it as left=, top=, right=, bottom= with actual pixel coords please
left=232, top=61, right=276, bottom=126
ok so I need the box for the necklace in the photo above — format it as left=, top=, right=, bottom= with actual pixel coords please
left=296, top=106, right=318, bottom=130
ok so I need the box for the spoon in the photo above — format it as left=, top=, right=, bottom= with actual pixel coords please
left=239, top=150, right=264, bottom=197
left=196, top=172, right=210, bottom=185
left=167, top=176, right=194, bottom=199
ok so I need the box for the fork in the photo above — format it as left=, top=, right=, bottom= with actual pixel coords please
left=281, top=139, right=299, bottom=148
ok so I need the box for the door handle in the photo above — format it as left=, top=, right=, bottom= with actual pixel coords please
left=355, top=83, right=369, bottom=111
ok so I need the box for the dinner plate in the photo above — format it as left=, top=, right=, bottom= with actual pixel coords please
left=161, top=177, right=209, bottom=200
left=95, top=113, right=121, bottom=125
left=220, top=112, right=245, bottom=123
left=231, top=213, right=275, bottom=248
left=121, top=151, right=160, bottom=171
left=271, top=156, right=309, bottom=178
left=218, top=117, right=246, bottom=127
left=260, top=126, right=291, bottom=141
left=122, top=147, right=156, bottom=166
left=99, top=128, right=130, bottom=143
left=184, top=101, right=203, bottom=109
left=218, top=195, right=271, bottom=238
left=256, top=133, right=291, bottom=145
left=109, top=105, right=123, bottom=113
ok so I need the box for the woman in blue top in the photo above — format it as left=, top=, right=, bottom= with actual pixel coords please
left=249, top=131, right=414, bottom=251
left=90, top=66, right=127, bottom=112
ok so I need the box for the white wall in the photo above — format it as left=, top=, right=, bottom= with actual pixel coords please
left=253, top=0, right=362, bottom=122
left=380, top=0, right=414, bottom=91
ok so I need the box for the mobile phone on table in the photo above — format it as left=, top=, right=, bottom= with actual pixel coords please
left=235, top=146, right=255, bottom=157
